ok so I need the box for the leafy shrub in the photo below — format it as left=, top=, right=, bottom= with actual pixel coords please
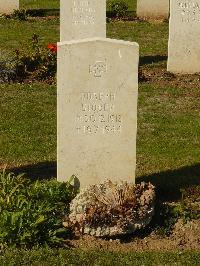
left=0, top=59, right=17, bottom=83
left=0, top=34, right=57, bottom=84
left=108, top=0, right=129, bottom=18
left=155, top=185, right=200, bottom=236
left=0, top=170, right=77, bottom=248
left=2, top=9, right=28, bottom=21
left=155, top=203, right=180, bottom=236
left=179, top=185, right=200, bottom=221
left=13, top=34, right=57, bottom=83
left=12, top=9, right=28, bottom=21
left=181, top=185, right=200, bottom=202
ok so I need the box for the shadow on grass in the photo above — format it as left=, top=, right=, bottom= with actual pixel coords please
left=26, top=9, right=136, bottom=18
left=137, top=163, right=200, bottom=201
left=9, top=161, right=57, bottom=181
left=8, top=162, right=200, bottom=201
left=140, top=55, right=167, bottom=66
left=26, top=9, right=60, bottom=17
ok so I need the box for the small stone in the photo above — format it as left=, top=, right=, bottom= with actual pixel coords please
left=96, top=227, right=102, bottom=237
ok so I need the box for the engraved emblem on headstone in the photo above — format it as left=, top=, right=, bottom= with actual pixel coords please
left=89, top=61, right=107, bottom=77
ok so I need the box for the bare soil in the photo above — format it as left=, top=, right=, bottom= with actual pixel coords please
left=69, top=219, right=200, bottom=251
left=140, top=66, right=200, bottom=89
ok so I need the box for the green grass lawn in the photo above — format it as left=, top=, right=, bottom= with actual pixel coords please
left=1, top=84, right=56, bottom=165
left=1, top=248, right=200, bottom=266
left=20, top=0, right=60, bottom=9
left=107, top=21, right=168, bottom=56
left=0, top=19, right=59, bottom=55
left=20, top=0, right=137, bottom=11
left=0, top=19, right=168, bottom=57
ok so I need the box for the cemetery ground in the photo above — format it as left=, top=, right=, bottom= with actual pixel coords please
left=20, top=0, right=136, bottom=12
left=0, top=10, right=200, bottom=266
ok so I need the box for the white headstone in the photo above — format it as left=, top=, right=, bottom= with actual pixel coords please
left=168, top=0, right=200, bottom=73
left=0, top=0, right=19, bottom=14
left=137, top=0, right=169, bottom=19
left=57, top=38, right=139, bottom=187
left=60, top=0, right=106, bottom=41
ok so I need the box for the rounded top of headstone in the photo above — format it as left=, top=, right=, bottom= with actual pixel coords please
left=58, top=37, right=139, bottom=48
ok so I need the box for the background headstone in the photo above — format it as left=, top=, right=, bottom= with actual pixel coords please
left=60, top=0, right=106, bottom=41
left=57, top=38, right=139, bottom=187
left=168, top=0, right=200, bottom=73
left=0, top=0, right=19, bottom=14
left=137, top=0, right=169, bottom=19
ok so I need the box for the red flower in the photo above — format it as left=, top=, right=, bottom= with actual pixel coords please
left=47, top=43, right=57, bottom=53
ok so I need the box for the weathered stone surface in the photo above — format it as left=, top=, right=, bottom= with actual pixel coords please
left=137, top=0, right=169, bottom=19
left=0, top=0, right=19, bottom=14
left=60, top=0, right=106, bottom=41
left=57, top=38, right=139, bottom=187
left=168, top=0, right=200, bottom=73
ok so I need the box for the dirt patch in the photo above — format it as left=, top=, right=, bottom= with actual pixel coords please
left=139, top=66, right=200, bottom=89
left=69, top=219, right=200, bottom=251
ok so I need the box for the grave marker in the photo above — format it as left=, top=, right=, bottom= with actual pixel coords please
left=0, top=0, right=19, bottom=14
left=60, top=0, right=106, bottom=41
left=137, top=0, right=169, bottom=19
left=57, top=38, right=139, bottom=187
left=168, top=0, right=200, bottom=73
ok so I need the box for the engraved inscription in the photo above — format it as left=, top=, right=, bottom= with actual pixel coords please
left=89, top=61, right=107, bottom=77
left=72, top=0, right=96, bottom=25
left=75, top=92, right=122, bottom=134
left=178, top=1, right=200, bottom=22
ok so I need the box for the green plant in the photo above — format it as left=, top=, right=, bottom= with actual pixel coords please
left=154, top=202, right=178, bottom=236
left=108, top=0, right=129, bottom=18
left=179, top=186, right=200, bottom=222
left=13, top=34, right=57, bottom=83
left=0, top=59, right=17, bottom=83
left=4, top=9, right=28, bottom=21
left=12, top=9, right=28, bottom=21
left=0, top=248, right=200, bottom=266
left=181, top=185, right=200, bottom=202
left=0, top=170, right=77, bottom=248
left=155, top=185, right=200, bottom=236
